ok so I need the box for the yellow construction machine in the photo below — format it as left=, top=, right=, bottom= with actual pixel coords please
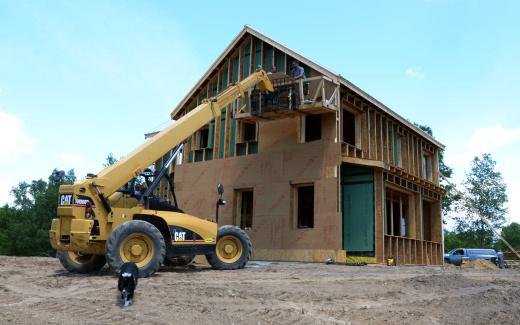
left=50, top=70, right=274, bottom=277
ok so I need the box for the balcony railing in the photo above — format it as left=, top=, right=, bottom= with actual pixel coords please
left=341, top=142, right=366, bottom=159
left=384, top=235, right=442, bottom=265
left=235, top=75, right=340, bottom=121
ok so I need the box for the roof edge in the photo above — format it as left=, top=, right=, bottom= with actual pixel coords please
left=170, top=26, right=444, bottom=149
left=170, top=26, right=249, bottom=119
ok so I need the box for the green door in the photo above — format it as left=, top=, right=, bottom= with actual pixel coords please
left=341, top=164, right=374, bottom=254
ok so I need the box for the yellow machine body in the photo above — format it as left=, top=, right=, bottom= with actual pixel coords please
left=50, top=71, right=273, bottom=261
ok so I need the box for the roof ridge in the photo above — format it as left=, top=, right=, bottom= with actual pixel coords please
left=170, top=26, right=444, bottom=148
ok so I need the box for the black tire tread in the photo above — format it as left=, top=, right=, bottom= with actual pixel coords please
left=105, top=220, right=166, bottom=277
left=57, top=251, right=106, bottom=274
left=206, top=225, right=252, bottom=270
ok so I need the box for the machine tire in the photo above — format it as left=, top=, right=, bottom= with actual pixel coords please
left=106, top=220, right=165, bottom=277
left=57, top=250, right=106, bottom=274
left=206, top=225, right=251, bottom=270
left=164, top=255, right=195, bottom=267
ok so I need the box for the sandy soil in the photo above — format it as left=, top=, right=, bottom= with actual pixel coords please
left=1, top=256, right=519, bottom=325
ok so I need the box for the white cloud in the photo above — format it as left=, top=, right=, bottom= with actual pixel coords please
left=466, top=125, right=520, bottom=155
left=445, top=124, right=520, bottom=169
left=405, top=67, right=425, bottom=79
left=60, top=152, right=82, bottom=164
left=0, top=110, right=33, bottom=163
left=0, top=179, right=13, bottom=206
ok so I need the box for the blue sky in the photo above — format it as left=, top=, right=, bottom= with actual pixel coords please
left=1, top=1, right=519, bottom=223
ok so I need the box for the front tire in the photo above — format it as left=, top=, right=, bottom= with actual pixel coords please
left=57, top=250, right=106, bottom=273
left=206, top=225, right=251, bottom=270
left=106, top=220, right=165, bottom=277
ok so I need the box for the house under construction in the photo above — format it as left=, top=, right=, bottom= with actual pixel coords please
left=165, top=26, right=445, bottom=264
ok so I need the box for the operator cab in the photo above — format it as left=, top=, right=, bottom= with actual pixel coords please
left=118, top=166, right=183, bottom=213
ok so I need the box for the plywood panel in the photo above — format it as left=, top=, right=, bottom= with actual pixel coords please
left=252, top=249, right=346, bottom=262
left=175, top=116, right=342, bottom=253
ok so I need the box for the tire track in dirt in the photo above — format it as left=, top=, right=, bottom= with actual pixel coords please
left=29, top=300, right=160, bottom=325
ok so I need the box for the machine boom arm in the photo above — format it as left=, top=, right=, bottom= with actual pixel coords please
left=89, top=70, right=273, bottom=198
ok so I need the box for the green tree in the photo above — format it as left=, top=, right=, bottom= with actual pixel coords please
left=443, top=230, right=465, bottom=251
left=0, top=169, right=75, bottom=256
left=103, top=153, right=118, bottom=168
left=496, top=222, right=520, bottom=252
left=455, top=153, right=508, bottom=248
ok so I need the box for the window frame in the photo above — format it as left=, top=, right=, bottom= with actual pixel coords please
left=342, top=108, right=359, bottom=146
left=238, top=121, right=257, bottom=143
left=422, top=151, right=433, bottom=181
left=236, top=121, right=258, bottom=156
left=234, top=188, right=254, bottom=230
left=197, top=127, right=210, bottom=149
left=301, top=114, right=322, bottom=143
left=385, top=188, right=410, bottom=237
left=192, top=125, right=214, bottom=162
left=292, top=183, right=315, bottom=229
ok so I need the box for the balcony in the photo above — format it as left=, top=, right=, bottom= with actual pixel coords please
left=235, top=75, right=340, bottom=122
left=342, top=142, right=366, bottom=159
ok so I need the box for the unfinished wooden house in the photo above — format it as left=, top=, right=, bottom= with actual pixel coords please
left=166, top=26, right=445, bottom=265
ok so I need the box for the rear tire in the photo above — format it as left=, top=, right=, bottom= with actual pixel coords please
left=206, top=225, right=251, bottom=270
left=106, top=220, right=165, bottom=277
left=57, top=250, right=106, bottom=274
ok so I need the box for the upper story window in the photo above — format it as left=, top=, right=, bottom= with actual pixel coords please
left=394, top=131, right=402, bottom=168
left=236, top=121, right=258, bottom=156
left=193, top=124, right=214, bottom=162
left=343, top=109, right=357, bottom=146
left=422, top=152, right=433, bottom=181
left=198, top=128, right=209, bottom=149
left=303, top=114, right=321, bottom=142
left=241, top=122, right=256, bottom=142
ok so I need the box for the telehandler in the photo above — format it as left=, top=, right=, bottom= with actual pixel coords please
left=50, top=70, right=274, bottom=277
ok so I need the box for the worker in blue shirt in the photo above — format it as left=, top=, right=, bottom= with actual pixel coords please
left=290, top=61, right=305, bottom=80
left=290, top=61, right=309, bottom=98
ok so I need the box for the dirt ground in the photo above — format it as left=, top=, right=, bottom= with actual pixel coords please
left=1, top=256, right=520, bottom=325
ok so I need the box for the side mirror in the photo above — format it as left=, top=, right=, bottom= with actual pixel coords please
left=217, top=183, right=224, bottom=195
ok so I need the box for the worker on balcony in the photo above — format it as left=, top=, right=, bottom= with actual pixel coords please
left=290, top=61, right=305, bottom=80
left=290, top=61, right=308, bottom=98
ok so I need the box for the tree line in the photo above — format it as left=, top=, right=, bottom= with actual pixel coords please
left=0, top=169, right=76, bottom=256
left=0, top=154, right=117, bottom=256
